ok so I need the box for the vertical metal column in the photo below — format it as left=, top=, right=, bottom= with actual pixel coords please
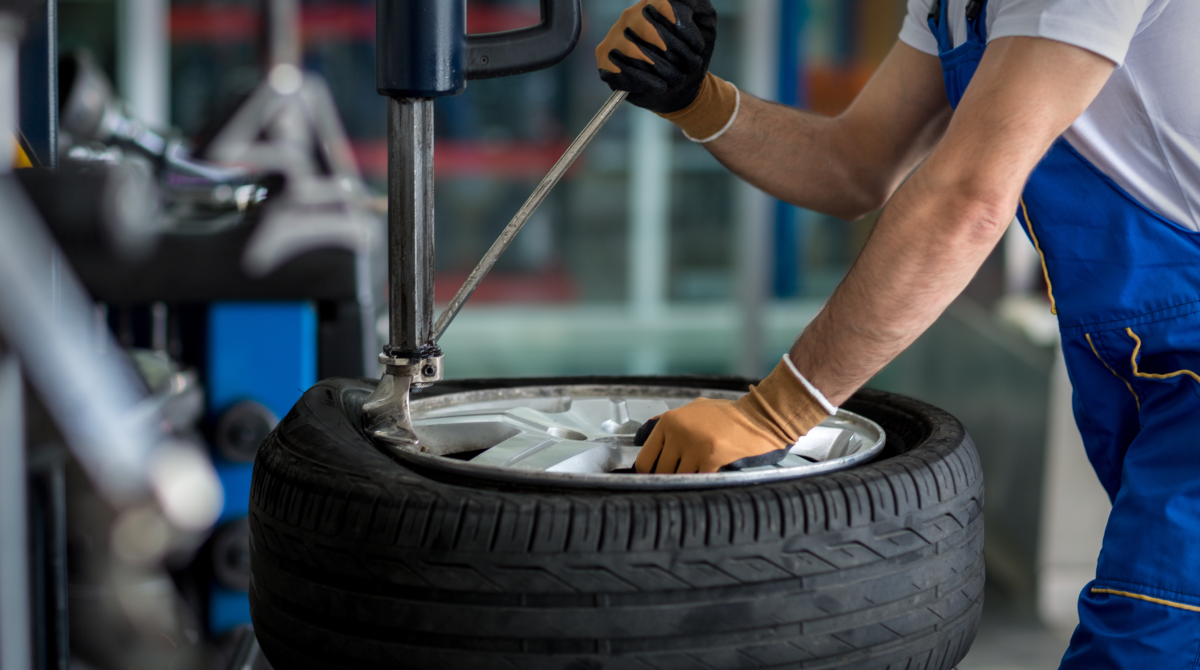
left=18, top=0, right=56, bottom=168
left=45, top=462, right=67, bottom=670
left=0, top=19, right=30, bottom=669
left=628, top=108, right=671, bottom=321
left=365, top=0, right=450, bottom=447
left=117, top=0, right=169, bottom=126
left=0, top=342, right=31, bottom=670
left=363, top=98, right=440, bottom=448
left=366, top=0, right=580, bottom=444
left=773, top=0, right=806, bottom=298
left=628, top=108, right=671, bottom=375
left=735, top=0, right=780, bottom=377
left=263, top=0, right=301, bottom=69
left=28, top=447, right=68, bottom=670
left=0, top=14, right=17, bottom=177
left=385, top=98, right=436, bottom=357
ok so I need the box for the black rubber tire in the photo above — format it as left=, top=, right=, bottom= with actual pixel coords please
left=249, top=376, right=984, bottom=670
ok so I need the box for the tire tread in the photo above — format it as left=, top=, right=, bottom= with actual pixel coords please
left=249, top=378, right=984, bottom=670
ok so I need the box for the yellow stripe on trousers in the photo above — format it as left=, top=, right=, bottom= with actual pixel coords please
left=1019, top=197, right=1058, bottom=315
left=1086, top=333, right=1141, bottom=411
left=1091, top=588, right=1200, bottom=613
left=1126, top=328, right=1200, bottom=387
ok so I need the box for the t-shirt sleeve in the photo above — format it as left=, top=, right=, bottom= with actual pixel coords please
left=990, top=0, right=1152, bottom=66
left=898, top=0, right=939, bottom=56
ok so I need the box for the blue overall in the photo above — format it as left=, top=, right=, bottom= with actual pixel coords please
left=930, top=2, right=1200, bottom=666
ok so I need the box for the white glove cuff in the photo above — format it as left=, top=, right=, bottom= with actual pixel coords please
left=780, top=354, right=838, bottom=415
left=683, top=86, right=740, bottom=144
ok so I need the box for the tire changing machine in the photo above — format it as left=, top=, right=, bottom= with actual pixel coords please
left=363, top=0, right=629, bottom=445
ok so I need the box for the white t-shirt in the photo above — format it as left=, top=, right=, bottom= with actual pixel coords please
left=898, top=0, right=1200, bottom=231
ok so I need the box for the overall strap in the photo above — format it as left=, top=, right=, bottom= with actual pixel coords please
left=966, top=0, right=988, bottom=44
left=927, top=0, right=954, bottom=53
left=927, top=0, right=989, bottom=52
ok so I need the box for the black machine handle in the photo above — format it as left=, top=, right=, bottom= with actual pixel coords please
left=464, top=0, right=581, bottom=80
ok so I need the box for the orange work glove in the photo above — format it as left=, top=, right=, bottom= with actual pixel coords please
left=634, top=355, right=836, bottom=473
left=595, top=0, right=740, bottom=143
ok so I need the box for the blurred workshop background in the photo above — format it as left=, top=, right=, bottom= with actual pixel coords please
left=11, top=0, right=1105, bottom=666
left=59, top=0, right=907, bottom=377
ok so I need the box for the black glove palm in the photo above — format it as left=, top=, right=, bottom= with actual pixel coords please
left=597, top=0, right=717, bottom=115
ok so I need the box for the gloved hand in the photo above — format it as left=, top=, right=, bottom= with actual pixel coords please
left=596, top=0, right=739, bottom=142
left=634, top=355, right=836, bottom=473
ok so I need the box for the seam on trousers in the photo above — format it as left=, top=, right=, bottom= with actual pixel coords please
left=1019, top=196, right=1057, bottom=315
left=1125, top=328, right=1200, bottom=387
left=1058, top=297, right=1200, bottom=334
left=1087, top=333, right=1141, bottom=480
left=1092, top=588, right=1200, bottom=613
left=1086, top=333, right=1141, bottom=411
left=1096, top=579, right=1200, bottom=604
left=1096, top=332, right=1147, bottom=410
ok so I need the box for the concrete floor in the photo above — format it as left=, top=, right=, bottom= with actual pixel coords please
left=957, top=585, right=1074, bottom=670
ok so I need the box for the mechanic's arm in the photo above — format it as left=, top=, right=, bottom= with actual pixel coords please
left=634, top=36, right=1115, bottom=473
left=792, top=36, right=1114, bottom=404
left=705, top=42, right=952, bottom=220
left=597, top=0, right=951, bottom=220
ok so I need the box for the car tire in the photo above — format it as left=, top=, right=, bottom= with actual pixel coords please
left=249, top=376, right=984, bottom=670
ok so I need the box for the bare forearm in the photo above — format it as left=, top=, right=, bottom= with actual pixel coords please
left=704, top=42, right=952, bottom=220
left=787, top=36, right=1115, bottom=406
left=790, top=170, right=1011, bottom=405
left=704, top=98, right=876, bottom=218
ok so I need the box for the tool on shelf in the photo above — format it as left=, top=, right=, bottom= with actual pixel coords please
left=365, top=0, right=634, bottom=448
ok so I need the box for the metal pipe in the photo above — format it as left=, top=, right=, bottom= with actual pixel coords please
left=18, top=0, right=56, bottom=168
left=28, top=447, right=68, bottom=670
left=627, top=107, right=670, bottom=375
left=118, top=0, right=169, bottom=126
left=0, top=16, right=17, bottom=178
left=628, top=107, right=671, bottom=322
left=45, top=460, right=68, bottom=670
left=2, top=32, right=36, bottom=665
left=387, top=97, right=437, bottom=355
left=151, top=302, right=168, bottom=353
left=0, top=178, right=156, bottom=502
left=0, top=342, right=31, bottom=670
left=432, top=90, right=626, bottom=342
left=264, top=0, right=301, bottom=69
left=362, top=98, right=437, bottom=448
left=735, top=0, right=780, bottom=377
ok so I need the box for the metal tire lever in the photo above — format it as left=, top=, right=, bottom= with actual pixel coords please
left=366, top=90, right=627, bottom=450
left=431, top=90, right=628, bottom=342
left=366, top=0, right=604, bottom=450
